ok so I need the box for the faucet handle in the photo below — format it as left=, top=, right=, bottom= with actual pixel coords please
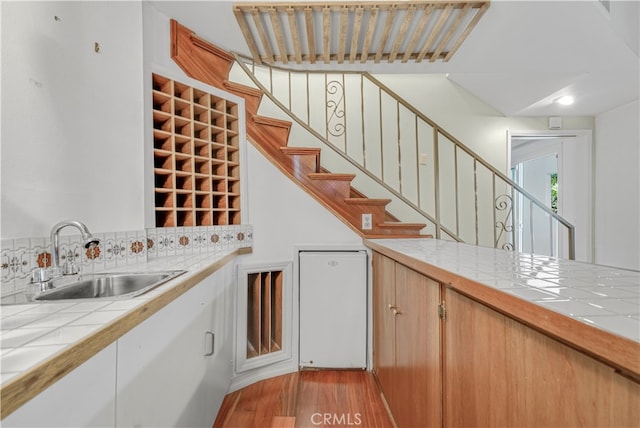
left=31, top=267, right=51, bottom=283
left=63, top=262, right=80, bottom=275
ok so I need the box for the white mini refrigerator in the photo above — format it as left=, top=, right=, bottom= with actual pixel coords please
left=299, top=251, right=367, bottom=369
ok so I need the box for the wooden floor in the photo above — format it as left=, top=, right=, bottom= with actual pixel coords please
left=213, top=370, right=395, bottom=428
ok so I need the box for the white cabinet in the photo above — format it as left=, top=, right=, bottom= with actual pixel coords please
left=2, top=261, right=237, bottom=427
left=2, top=343, right=117, bottom=427
left=116, top=262, right=235, bottom=428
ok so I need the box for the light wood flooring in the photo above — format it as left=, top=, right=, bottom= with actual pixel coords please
left=213, top=370, right=395, bottom=428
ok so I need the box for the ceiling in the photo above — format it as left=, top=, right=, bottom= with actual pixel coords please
left=149, top=0, right=639, bottom=117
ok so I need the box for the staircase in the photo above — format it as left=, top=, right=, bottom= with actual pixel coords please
left=170, top=19, right=428, bottom=238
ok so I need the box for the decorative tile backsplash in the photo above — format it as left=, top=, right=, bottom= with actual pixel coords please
left=0, top=225, right=253, bottom=297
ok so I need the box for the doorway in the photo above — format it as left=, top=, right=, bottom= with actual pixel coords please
left=508, top=131, right=593, bottom=262
left=511, top=139, right=560, bottom=256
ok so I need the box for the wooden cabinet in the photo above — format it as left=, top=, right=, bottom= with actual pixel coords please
left=444, top=288, right=640, bottom=427
left=116, top=261, right=236, bottom=427
left=371, top=250, right=640, bottom=428
left=372, top=252, right=442, bottom=428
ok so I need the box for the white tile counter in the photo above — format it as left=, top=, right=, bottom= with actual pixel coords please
left=365, top=238, right=640, bottom=376
left=0, top=247, right=249, bottom=418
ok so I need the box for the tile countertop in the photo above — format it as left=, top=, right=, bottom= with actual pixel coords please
left=365, top=238, right=640, bottom=376
left=0, top=247, right=249, bottom=418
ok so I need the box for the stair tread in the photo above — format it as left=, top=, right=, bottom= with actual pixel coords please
left=364, top=233, right=433, bottom=239
left=252, top=114, right=291, bottom=129
left=378, top=222, right=426, bottom=229
left=223, top=80, right=263, bottom=97
left=280, top=147, right=321, bottom=155
left=308, top=172, right=356, bottom=181
left=344, top=198, right=392, bottom=206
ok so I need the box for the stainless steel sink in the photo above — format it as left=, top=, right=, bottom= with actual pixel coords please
left=35, top=270, right=186, bottom=301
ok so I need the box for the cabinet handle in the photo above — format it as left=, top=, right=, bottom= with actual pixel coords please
left=205, top=331, right=215, bottom=357
left=388, top=304, right=402, bottom=315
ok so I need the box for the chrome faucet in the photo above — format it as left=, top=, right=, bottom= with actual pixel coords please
left=29, top=220, right=100, bottom=298
left=49, top=220, right=100, bottom=276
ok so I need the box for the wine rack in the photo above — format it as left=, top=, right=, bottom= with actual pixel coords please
left=246, top=270, right=283, bottom=359
left=151, top=73, right=241, bottom=227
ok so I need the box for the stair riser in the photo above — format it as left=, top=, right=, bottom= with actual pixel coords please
left=290, top=155, right=319, bottom=173
left=308, top=179, right=352, bottom=200
left=225, top=88, right=262, bottom=116
left=247, top=121, right=290, bottom=155
left=342, top=209, right=387, bottom=233
left=375, top=227, right=425, bottom=235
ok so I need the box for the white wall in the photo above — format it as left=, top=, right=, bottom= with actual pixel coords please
left=142, top=3, right=362, bottom=259
left=1, top=1, right=145, bottom=238
left=375, top=74, right=595, bottom=172
left=594, top=100, right=640, bottom=270
left=243, top=144, right=362, bottom=260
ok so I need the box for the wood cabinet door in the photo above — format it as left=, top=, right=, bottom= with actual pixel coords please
left=444, top=288, right=640, bottom=427
left=372, top=252, right=396, bottom=402
left=393, top=263, right=442, bottom=428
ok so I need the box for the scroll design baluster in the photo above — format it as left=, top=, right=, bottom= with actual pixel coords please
left=326, top=79, right=345, bottom=137
left=495, top=194, right=514, bottom=251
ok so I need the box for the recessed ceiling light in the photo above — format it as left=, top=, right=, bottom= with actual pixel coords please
left=556, top=95, right=574, bottom=106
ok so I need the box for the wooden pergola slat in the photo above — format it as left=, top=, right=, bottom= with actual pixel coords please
left=338, top=6, right=349, bottom=63
left=286, top=7, right=303, bottom=63
left=304, top=7, right=317, bottom=64
left=360, top=6, right=379, bottom=63
left=444, top=1, right=490, bottom=62
left=234, top=7, right=263, bottom=64
left=322, top=6, right=331, bottom=64
left=375, top=6, right=396, bottom=63
left=388, top=5, right=416, bottom=63
left=251, top=7, right=275, bottom=64
left=233, top=1, right=489, bottom=66
left=430, top=2, right=472, bottom=62
left=417, top=3, right=453, bottom=62
left=349, top=6, right=364, bottom=63
left=402, top=5, right=433, bottom=63
left=268, top=7, right=288, bottom=64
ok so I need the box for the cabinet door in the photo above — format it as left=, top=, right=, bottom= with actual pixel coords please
left=116, top=265, right=234, bottom=427
left=393, top=263, right=442, bottom=428
left=201, top=262, right=235, bottom=420
left=2, top=343, right=117, bottom=428
left=372, top=252, right=396, bottom=400
left=372, top=253, right=443, bottom=428
left=444, top=288, right=640, bottom=427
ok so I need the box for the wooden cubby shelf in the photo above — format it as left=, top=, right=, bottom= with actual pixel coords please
left=152, top=73, right=241, bottom=227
